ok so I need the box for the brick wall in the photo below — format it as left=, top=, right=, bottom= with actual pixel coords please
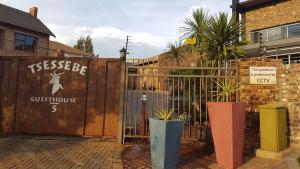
left=239, top=58, right=300, bottom=150
left=239, top=58, right=282, bottom=155
left=276, top=64, right=300, bottom=146
left=239, top=58, right=282, bottom=112
left=242, top=0, right=300, bottom=41
left=157, top=47, right=199, bottom=67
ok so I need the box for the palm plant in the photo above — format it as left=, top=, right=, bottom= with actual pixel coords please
left=181, top=8, right=245, bottom=61
left=215, top=77, right=239, bottom=102
left=180, top=8, right=208, bottom=47
left=202, top=12, right=246, bottom=61
left=154, top=108, right=176, bottom=120
left=166, top=41, right=183, bottom=66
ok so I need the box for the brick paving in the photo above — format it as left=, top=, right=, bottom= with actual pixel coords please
left=122, top=143, right=291, bottom=169
left=0, top=137, right=297, bottom=169
left=122, top=143, right=216, bottom=169
left=0, top=137, right=123, bottom=169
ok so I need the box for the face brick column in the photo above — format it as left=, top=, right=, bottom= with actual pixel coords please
left=238, top=58, right=283, bottom=155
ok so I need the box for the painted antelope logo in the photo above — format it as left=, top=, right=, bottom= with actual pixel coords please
left=49, top=70, right=64, bottom=95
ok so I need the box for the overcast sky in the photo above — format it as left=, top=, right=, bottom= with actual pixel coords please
left=0, top=0, right=234, bottom=58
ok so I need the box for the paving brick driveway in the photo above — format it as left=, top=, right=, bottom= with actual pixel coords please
left=122, top=143, right=291, bottom=169
left=0, top=137, right=296, bottom=169
left=0, top=137, right=123, bottom=169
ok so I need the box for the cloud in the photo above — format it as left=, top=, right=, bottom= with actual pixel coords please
left=1, top=0, right=232, bottom=58
left=49, top=24, right=167, bottom=58
left=184, top=3, right=208, bottom=17
left=93, top=37, right=164, bottom=58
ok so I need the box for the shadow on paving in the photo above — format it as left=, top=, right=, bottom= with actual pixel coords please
left=122, top=143, right=217, bottom=169
left=0, top=136, right=116, bottom=169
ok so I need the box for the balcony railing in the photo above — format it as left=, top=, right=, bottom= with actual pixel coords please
left=245, top=22, right=300, bottom=44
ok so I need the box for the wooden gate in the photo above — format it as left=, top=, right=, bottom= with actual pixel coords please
left=0, top=57, right=121, bottom=137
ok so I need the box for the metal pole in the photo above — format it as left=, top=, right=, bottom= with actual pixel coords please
left=140, top=93, right=147, bottom=136
left=232, top=0, right=239, bottom=23
left=117, top=47, right=127, bottom=144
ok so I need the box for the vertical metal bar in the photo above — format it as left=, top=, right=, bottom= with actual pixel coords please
left=145, top=98, right=148, bottom=136
left=167, top=77, right=169, bottom=111
left=210, top=76, right=213, bottom=101
left=130, top=76, right=134, bottom=130
left=123, top=67, right=129, bottom=140
left=172, top=77, right=175, bottom=108
left=193, top=77, right=196, bottom=140
left=188, top=77, right=191, bottom=139
left=183, top=78, right=186, bottom=115
left=199, top=77, right=202, bottom=141
left=182, top=77, right=185, bottom=139
left=217, top=60, right=220, bottom=102
left=151, top=76, right=154, bottom=117
left=205, top=78, right=208, bottom=122
left=156, top=76, right=159, bottom=110
left=177, top=77, right=180, bottom=117
left=134, top=59, right=139, bottom=136
left=287, top=25, right=289, bottom=38
left=135, top=76, right=138, bottom=135
left=235, top=61, right=240, bottom=102
left=161, top=76, right=163, bottom=110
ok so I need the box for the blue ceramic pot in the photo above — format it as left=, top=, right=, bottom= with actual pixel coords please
left=149, top=118, right=183, bottom=169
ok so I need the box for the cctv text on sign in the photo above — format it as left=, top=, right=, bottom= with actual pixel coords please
left=250, top=67, right=277, bottom=84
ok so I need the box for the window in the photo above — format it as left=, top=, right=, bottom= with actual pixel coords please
left=0, top=29, right=4, bottom=49
left=15, top=33, right=37, bottom=52
left=268, top=27, right=283, bottom=41
left=288, top=23, right=300, bottom=38
left=267, top=54, right=300, bottom=65
left=251, top=22, right=300, bottom=43
left=251, top=30, right=267, bottom=43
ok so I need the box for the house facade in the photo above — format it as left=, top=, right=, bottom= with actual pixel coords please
left=48, top=41, right=91, bottom=57
left=0, top=3, right=55, bottom=57
left=234, top=0, right=300, bottom=64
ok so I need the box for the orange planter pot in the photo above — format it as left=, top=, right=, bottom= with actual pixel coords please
left=207, top=102, right=246, bottom=169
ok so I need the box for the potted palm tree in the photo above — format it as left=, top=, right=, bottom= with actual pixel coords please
left=149, top=108, right=183, bottom=169
left=181, top=9, right=246, bottom=169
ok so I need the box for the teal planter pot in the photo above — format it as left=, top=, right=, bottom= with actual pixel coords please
left=149, top=118, right=183, bottom=169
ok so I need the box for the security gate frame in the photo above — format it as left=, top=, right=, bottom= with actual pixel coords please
left=122, top=58, right=239, bottom=143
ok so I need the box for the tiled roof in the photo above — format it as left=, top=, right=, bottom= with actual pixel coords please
left=49, top=41, right=91, bottom=57
left=0, top=3, right=55, bottom=36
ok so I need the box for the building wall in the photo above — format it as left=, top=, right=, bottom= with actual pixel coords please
left=239, top=58, right=300, bottom=148
left=136, top=48, right=200, bottom=90
left=157, top=48, right=199, bottom=67
left=242, top=0, right=300, bottom=41
left=48, top=50, right=87, bottom=57
left=0, top=24, right=50, bottom=57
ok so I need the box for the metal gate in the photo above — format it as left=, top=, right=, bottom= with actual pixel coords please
left=122, top=58, right=238, bottom=143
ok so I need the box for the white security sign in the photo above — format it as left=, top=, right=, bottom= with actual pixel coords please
left=250, top=67, right=277, bottom=84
